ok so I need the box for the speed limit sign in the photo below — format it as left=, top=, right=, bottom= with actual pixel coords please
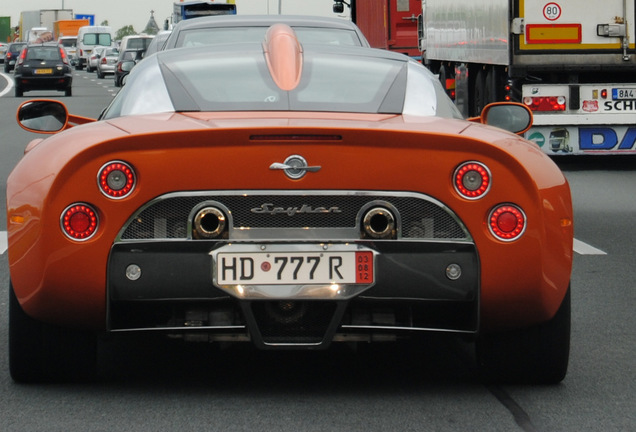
left=543, top=2, right=561, bottom=21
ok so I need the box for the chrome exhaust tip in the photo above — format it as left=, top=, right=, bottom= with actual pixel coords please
left=193, top=207, right=227, bottom=239
left=362, top=207, right=396, bottom=239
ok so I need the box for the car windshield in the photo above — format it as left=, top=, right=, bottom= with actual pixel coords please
left=83, top=33, right=112, bottom=46
left=102, top=45, right=461, bottom=120
left=26, top=47, right=61, bottom=61
left=176, top=26, right=363, bottom=48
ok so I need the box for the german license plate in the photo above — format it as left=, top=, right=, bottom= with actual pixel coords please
left=612, top=88, right=636, bottom=100
left=213, top=245, right=374, bottom=286
left=34, top=68, right=53, bottom=75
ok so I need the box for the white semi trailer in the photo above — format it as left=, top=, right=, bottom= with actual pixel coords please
left=419, top=0, right=636, bottom=155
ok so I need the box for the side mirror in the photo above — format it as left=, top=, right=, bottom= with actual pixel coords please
left=481, top=103, right=533, bottom=135
left=120, top=60, right=135, bottom=72
left=17, top=100, right=68, bottom=133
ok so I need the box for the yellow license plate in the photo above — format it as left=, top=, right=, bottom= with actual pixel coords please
left=34, top=68, right=53, bottom=75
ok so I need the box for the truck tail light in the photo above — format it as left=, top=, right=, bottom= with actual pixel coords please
left=98, top=161, right=136, bottom=199
left=61, top=203, right=99, bottom=240
left=453, top=161, right=491, bottom=199
left=523, top=96, right=566, bottom=112
left=488, top=204, right=526, bottom=241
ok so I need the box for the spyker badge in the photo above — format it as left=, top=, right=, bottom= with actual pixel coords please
left=270, top=155, right=321, bottom=179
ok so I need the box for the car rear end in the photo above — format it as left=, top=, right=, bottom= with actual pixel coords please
left=13, top=44, right=73, bottom=96
left=7, top=113, right=571, bottom=346
left=97, top=48, right=119, bottom=77
left=4, top=42, right=27, bottom=72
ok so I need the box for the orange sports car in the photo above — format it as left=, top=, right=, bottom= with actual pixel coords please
left=7, top=24, right=573, bottom=384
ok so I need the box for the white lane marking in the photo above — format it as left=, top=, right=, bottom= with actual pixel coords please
left=0, top=231, right=7, bottom=255
left=0, top=231, right=607, bottom=256
left=573, top=238, right=607, bottom=255
left=0, top=72, right=14, bottom=97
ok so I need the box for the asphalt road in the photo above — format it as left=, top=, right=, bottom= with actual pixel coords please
left=0, top=69, right=634, bottom=432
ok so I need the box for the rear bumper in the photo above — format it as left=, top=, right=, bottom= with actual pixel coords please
left=107, top=240, right=479, bottom=347
left=15, top=74, right=72, bottom=90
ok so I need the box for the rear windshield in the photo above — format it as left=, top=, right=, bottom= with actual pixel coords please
left=59, top=38, right=76, bottom=48
left=163, top=50, right=405, bottom=113
left=83, top=33, right=112, bottom=46
left=10, top=43, right=27, bottom=52
left=176, top=27, right=362, bottom=48
left=126, top=38, right=153, bottom=50
left=26, top=47, right=61, bottom=61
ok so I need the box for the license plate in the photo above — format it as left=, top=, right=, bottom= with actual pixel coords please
left=612, top=88, right=636, bottom=100
left=34, top=68, right=53, bottom=75
left=214, top=245, right=374, bottom=286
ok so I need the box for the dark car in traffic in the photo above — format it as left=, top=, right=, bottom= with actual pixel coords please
left=14, top=43, right=73, bottom=97
left=4, top=42, right=27, bottom=73
left=114, top=49, right=143, bottom=87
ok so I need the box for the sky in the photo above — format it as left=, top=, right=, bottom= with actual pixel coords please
left=1, top=0, right=348, bottom=35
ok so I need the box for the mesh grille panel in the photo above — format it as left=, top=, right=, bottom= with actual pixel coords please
left=119, top=192, right=468, bottom=240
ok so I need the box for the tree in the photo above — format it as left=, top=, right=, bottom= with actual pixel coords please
left=115, top=25, right=137, bottom=41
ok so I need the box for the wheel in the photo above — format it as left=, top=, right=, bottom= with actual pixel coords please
left=4, top=64, right=9, bottom=73
left=114, top=76, right=121, bottom=87
left=484, top=67, right=500, bottom=106
left=477, top=285, right=571, bottom=384
left=65, top=86, right=72, bottom=97
left=9, top=281, right=97, bottom=383
left=14, top=86, right=23, bottom=97
left=97, top=70, right=104, bottom=79
left=471, top=68, right=486, bottom=117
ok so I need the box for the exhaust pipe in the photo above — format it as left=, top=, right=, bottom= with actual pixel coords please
left=362, top=207, right=396, bottom=239
left=193, top=207, right=227, bottom=239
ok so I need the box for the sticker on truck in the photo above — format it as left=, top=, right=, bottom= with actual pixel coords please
left=527, top=126, right=636, bottom=155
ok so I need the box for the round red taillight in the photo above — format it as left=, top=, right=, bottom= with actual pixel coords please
left=488, top=204, right=526, bottom=241
left=98, top=161, right=135, bottom=198
left=453, top=162, right=491, bottom=199
left=61, top=203, right=99, bottom=240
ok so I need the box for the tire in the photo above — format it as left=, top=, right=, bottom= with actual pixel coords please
left=65, top=86, right=72, bottom=97
left=477, top=285, right=571, bottom=384
left=114, top=76, right=121, bottom=87
left=9, top=281, right=97, bottom=383
left=97, top=70, right=104, bottom=79
left=484, top=67, right=500, bottom=106
left=14, top=86, right=23, bottom=97
left=471, top=68, right=486, bottom=117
